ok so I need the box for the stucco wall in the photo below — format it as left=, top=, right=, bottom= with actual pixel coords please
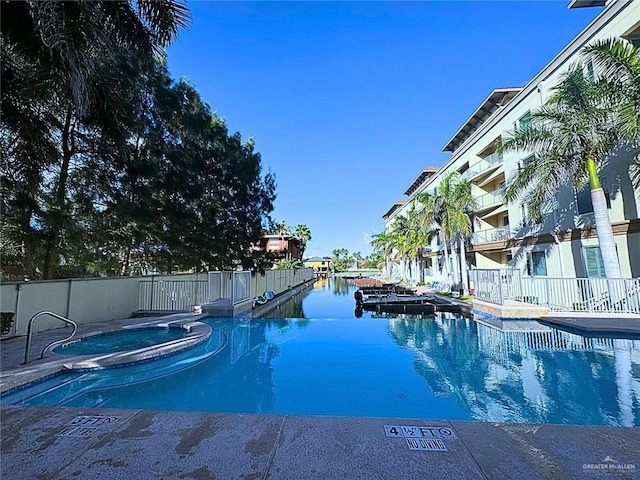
left=0, top=270, right=315, bottom=336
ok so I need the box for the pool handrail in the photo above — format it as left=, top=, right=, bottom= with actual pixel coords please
left=23, top=311, right=78, bottom=364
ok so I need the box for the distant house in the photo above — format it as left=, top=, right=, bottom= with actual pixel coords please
left=263, top=234, right=302, bottom=260
left=304, top=256, right=332, bottom=274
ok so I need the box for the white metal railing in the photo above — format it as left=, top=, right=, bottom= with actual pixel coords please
left=208, top=271, right=223, bottom=302
left=232, top=271, right=251, bottom=304
left=519, top=277, right=640, bottom=314
left=138, top=280, right=208, bottom=311
left=470, top=225, right=511, bottom=244
left=471, top=268, right=640, bottom=314
left=138, top=269, right=314, bottom=311
left=208, top=271, right=247, bottom=305
left=476, top=189, right=505, bottom=209
left=469, top=269, right=521, bottom=304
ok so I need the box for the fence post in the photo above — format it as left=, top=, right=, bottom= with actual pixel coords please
left=497, top=272, right=503, bottom=305
left=14, top=283, right=22, bottom=336
left=149, top=275, right=155, bottom=310
left=625, top=279, right=630, bottom=314
left=544, top=278, right=551, bottom=309
left=66, top=279, right=73, bottom=318
left=519, top=271, right=524, bottom=302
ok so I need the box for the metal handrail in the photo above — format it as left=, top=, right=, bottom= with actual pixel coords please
left=23, top=311, right=78, bottom=364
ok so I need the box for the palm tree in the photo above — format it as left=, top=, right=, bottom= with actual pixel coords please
left=293, top=224, right=312, bottom=259
left=500, top=67, right=622, bottom=279
left=445, top=178, right=476, bottom=293
left=274, top=222, right=291, bottom=235
left=371, top=229, right=396, bottom=277
left=582, top=38, right=640, bottom=191
left=414, top=171, right=475, bottom=291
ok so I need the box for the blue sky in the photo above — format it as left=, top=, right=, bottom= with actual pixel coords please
left=166, top=1, right=601, bottom=258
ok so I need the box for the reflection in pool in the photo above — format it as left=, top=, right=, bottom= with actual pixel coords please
left=5, top=277, right=640, bottom=426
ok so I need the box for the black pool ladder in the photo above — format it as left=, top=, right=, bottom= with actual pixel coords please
left=23, top=311, right=78, bottom=364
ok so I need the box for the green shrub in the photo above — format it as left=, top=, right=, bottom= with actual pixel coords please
left=1, top=312, right=15, bottom=336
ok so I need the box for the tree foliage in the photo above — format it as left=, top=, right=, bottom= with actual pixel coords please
left=331, top=248, right=352, bottom=272
left=500, top=62, right=625, bottom=279
left=1, top=2, right=277, bottom=279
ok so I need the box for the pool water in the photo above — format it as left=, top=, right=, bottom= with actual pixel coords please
left=53, top=327, right=188, bottom=355
left=4, top=277, right=640, bottom=426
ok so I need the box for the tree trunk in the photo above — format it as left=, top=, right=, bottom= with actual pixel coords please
left=43, top=107, right=74, bottom=279
left=459, top=235, right=469, bottom=295
left=451, top=238, right=460, bottom=289
left=588, top=159, right=621, bottom=279
left=587, top=158, right=622, bottom=305
left=591, top=187, right=621, bottom=278
left=442, top=236, right=449, bottom=278
left=122, top=238, right=132, bottom=276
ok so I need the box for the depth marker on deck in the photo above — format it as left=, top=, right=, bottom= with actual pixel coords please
left=384, top=425, right=457, bottom=451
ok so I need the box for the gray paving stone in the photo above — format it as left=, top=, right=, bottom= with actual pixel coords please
left=51, top=409, right=283, bottom=480
left=452, top=421, right=640, bottom=480
left=3, top=405, right=640, bottom=480
left=267, top=416, right=486, bottom=480
left=0, top=405, right=140, bottom=479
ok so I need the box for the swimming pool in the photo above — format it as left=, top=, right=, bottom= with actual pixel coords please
left=3, top=277, right=640, bottom=426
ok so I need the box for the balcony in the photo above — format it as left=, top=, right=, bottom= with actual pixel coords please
left=475, top=189, right=505, bottom=210
left=470, top=225, right=511, bottom=245
left=460, top=152, right=503, bottom=182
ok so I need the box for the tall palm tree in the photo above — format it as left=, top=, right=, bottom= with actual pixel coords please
left=414, top=171, right=475, bottom=291
left=275, top=222, right=291, bottom=235
left=371, top=229, right=396, bottom=277
left=500, top=67, right=621, bottom=279
left=293, top=224, right=312, bottom=259
left=446, top=178, right=476, bottom=293
left=583, top=37, right=640, bottom=191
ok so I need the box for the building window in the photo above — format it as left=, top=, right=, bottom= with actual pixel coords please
left=518, top=111, right=532, bottom=133
left=576, top=177, right=610, bottom=214
left=582, top=246, right=605, bottom=278
left=506, top=254, right=513, bottom=267
left=527, top=251, right=547, bottom=276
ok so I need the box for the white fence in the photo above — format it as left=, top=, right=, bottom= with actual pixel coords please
left=470, top=269, right=640, bottom=314
left=0, top=273, right=203, bottom=335
left=207, top=271, right=252, bottom=305
left=1, top=269, right=315, bottom=336
left=139, top=280, right=208, bottom=311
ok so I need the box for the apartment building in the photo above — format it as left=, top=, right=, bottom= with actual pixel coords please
left=384, top=0, right=640, bottom=282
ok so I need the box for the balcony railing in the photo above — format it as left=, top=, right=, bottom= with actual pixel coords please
left=470, top=225, right=511, bottom=245
left=460, top=152, right=504, bottom=181
left=475, top=189, right=505, bottom=209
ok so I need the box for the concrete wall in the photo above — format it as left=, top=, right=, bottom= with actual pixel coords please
left=0, top=270, right=315, bottom=337
left=250, top=269, right=315, bottom=298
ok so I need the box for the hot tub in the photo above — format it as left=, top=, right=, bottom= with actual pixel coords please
left=53, top=327, right=189, bottom=356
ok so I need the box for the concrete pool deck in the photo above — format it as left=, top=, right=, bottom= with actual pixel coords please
left=1, top=316, right=640, bottom=479
left=2, top=405, right=639, bottom=479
